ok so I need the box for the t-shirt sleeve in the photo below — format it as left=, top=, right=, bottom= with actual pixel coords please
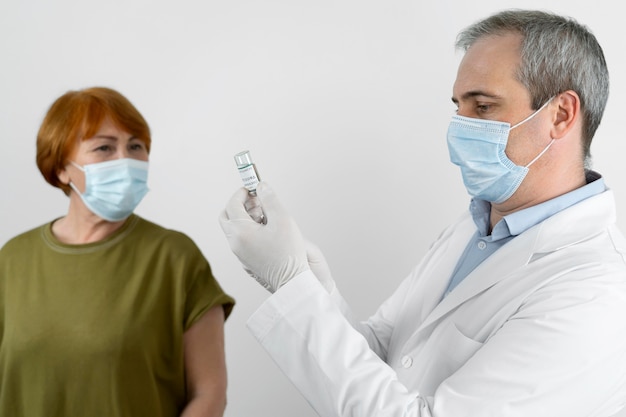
left=184, top=258, right=235, bottom=330
left=176, top=234, right=235, bottom=331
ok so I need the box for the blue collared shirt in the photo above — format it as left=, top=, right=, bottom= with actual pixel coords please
left=442, top=171, right=606, bottom=298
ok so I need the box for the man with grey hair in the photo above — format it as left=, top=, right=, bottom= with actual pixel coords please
left=220, top=9, right=626, bottom=417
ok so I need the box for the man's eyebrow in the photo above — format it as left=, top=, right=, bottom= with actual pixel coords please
left=451, top=91, right=501, bottom=104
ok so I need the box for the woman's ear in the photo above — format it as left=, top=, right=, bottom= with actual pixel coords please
left=57, top=162, right=71, bottom=186
left=551, top=90, right=580, bottom=139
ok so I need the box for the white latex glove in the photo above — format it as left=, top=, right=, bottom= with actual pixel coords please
left=305, top=240, right=336, bottom=294
left=244, top=192, right=265, bottom=224
left=219, top=182, right=309, bottom=293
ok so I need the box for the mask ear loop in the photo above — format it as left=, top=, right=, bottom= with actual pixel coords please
left=510, top=96, right=557, bottom=168
left=511, top=96, right=555, bottom=129
left=69, top=181, right=84, bottom=196
left=525, top=139, right=555, bottom=168
left=70, top=161, right=85, bottom=171
left=67, top=161, right=86, bottom=195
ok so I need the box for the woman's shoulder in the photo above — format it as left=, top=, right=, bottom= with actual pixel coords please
left=132, top=216, right=200, bottom=250
left=1, top=222, right=50, bottom=253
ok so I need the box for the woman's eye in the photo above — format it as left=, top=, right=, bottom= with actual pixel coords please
left=130, top=142, right=147, bottom=151
left=95, top=145, right=112, bottom=152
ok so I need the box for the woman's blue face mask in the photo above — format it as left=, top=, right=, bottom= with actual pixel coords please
left=69, top=158, right=150, bottom=221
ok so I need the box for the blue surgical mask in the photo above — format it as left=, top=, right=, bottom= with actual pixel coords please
left=446, top=99, right=554, bottom=204
left=69, top=158, right=149, bottom=221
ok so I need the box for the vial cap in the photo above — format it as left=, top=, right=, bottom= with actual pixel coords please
left=234, top=150, right=253, bottom=168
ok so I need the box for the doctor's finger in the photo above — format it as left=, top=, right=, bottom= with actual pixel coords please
left=222, top=187, right=253, bottom=221
left=217, top=209, right=231, bottom=231
left=255, top=182, right=290, bottom=219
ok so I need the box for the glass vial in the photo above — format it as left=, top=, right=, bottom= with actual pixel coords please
left=234, top=150, right=266, bottom=224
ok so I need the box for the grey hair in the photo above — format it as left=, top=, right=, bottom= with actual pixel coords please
left=456, top=9, right=609, bottom=163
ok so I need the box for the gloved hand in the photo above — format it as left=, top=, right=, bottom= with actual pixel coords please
left=219, top=182, right=309, bottom=293
left=305, top=240, right=336, bottom=294
left=244, top=193, right=265, bottom=224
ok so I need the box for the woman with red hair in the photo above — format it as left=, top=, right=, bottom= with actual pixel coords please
left=0, top=87, right=235, bottom=417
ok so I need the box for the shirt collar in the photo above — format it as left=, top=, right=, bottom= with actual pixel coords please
left=470, top=170, right=606, bottom=240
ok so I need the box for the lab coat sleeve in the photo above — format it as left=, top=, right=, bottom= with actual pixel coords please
left=248, top=267, right=626, bottom=417
left=247, top=270, right=430, bottom=417
left=327, top=274, right=413, bottom=362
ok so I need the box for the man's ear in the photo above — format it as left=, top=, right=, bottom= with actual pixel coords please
left=551, top=90, right=580, bottom=139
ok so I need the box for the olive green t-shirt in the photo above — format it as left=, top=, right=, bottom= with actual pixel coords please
left=0, top=215, right=235, bottom=417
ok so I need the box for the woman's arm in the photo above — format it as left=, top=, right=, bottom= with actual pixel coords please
left=180, top=305, right=228, bottom=417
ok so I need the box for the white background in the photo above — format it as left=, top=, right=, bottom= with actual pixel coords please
left=1, top=1, right=625, bottom=416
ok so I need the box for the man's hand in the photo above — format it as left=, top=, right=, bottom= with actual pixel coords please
left=219, top=182, right=309, bottom=293
left=305, top=240, right=336, bottom=294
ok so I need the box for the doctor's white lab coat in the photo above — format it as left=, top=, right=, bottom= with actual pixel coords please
left=247, top=189, right=626, bottom=417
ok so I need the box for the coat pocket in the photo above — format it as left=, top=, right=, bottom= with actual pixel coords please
left=403, top=320, right=484, bottom=396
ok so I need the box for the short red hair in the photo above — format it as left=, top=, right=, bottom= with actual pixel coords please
left=36, top=87, right=151, bottom=195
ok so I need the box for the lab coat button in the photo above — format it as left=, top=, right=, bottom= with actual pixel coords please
left=401, top=355, right=413, bottom=368
left=478, top=241, right=487, bottom=250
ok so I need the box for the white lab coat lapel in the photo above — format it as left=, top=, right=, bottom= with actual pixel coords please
left=388, top=213, right=475, bottom=344
left=413, top=214, right=476, bottom=321
left=387, top=213, right=476, bottom=355
left=416, top=226, right=538, bottom=333
left=415, top=189, right=616, bottom=334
